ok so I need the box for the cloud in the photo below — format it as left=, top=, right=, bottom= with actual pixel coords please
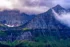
left=19, top=6, right=49, bottom=14
left=0, top=0, right=70, bottom=14
left=0, top=0, right=13, bottom=10
left=52, top=9, right=70, bottom=27
left=12, top=0, right=53, bottom=14
left=0, top=0, right=54, bottom=14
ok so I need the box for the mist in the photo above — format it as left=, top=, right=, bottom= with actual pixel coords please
left=52, top=9, right=70, bottom=27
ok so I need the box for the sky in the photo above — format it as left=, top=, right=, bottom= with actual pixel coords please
left=0, top=0, right=70, bottom=14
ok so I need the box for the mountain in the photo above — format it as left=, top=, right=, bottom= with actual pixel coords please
left=0, top=5, right=68, bottom=29
left=24, top=5, right=70, bottom=29
left=52, top=5, right=67, bottom=14
left=0, top=5, right=70, bottom=47
left=0, top=5, right=68, bottom=30
left=0, top=10, right=34, bottom=27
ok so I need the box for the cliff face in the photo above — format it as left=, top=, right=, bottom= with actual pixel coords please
left=0, top=30, right=33, bottom=42
left=0, top=10, right=33, bottom=27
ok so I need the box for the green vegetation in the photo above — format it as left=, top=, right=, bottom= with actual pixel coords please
left=0, top=24, right=5, bottom=27
left=0, top=31, right=7, bottom=36
left=0, top=30, right=69, bottom=47
left=0, top=35, right=70, bottom=47
left=0, top=24, right=7, bottom=27
left=17, top=36, right=70, bottom=47
left=0, top=40, right=22, bottom=47
left=23, top=28, right=30, bottom=31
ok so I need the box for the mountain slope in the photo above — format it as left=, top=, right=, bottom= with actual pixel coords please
left=24, top=5, right=70, bottom=29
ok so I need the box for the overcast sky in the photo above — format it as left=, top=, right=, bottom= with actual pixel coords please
left=0, top=0, right=70, bottom=14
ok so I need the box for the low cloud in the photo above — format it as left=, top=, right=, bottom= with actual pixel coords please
left=12, top=0, right=53, bottom=14
left=0, top=0, right=70, bottom=14
left=52, top=9, right=70, bottom=27
left=0, top=0, right=54, bottom=14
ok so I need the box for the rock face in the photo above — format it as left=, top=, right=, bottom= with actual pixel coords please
left=0, top=10, right=33, bottom=27
left=0, top=30, right=33, bottom=41
left=17, top=31, right=32, bottom=40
